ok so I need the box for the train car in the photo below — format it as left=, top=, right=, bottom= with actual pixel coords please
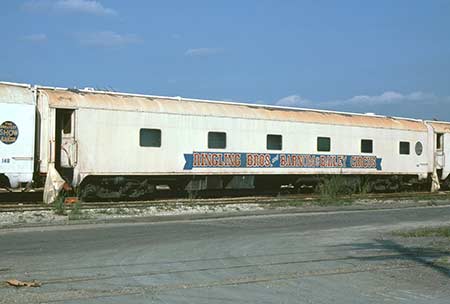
left=428, top=121, right=450, bottom=187
left=0, top=83, right=36, bottom=189
left=1, top=81, right=449, bottom=199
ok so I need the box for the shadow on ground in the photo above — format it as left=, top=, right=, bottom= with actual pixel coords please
left=331, top=238, right=450, bottom=278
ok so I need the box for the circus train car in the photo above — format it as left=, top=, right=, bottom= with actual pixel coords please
left=0, top=81, right=449, bottom=199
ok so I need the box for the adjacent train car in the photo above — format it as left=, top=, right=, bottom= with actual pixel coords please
left=1, top=81, right=449, bottom=199
left=429, top=122, right=450, bottom=186
left=0, top=83, right=36, bottom=188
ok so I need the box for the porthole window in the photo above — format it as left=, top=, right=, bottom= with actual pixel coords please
left=415, top=141, right=423, bottom=156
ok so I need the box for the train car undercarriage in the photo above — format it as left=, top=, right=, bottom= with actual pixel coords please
left=77, top=174, right=435, bottom=201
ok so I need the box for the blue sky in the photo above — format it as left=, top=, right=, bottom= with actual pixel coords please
left=1, top=0, right=450, bottom=120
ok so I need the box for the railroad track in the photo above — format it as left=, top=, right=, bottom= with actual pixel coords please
left=0, top=190, right=449, bottom=213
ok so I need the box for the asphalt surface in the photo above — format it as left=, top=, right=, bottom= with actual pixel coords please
left=1, top=206, right=450, bottom=303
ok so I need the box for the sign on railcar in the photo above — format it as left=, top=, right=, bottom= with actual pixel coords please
left=184, top=152, right=382, bottom=171
left=0, top=121, right=19, bottom=145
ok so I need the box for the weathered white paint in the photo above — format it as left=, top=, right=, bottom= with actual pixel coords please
left=443, top=133, right=450, bottom=180
left=71, top=107, right=430, bottom=185
left=2, top=81, right=449, bottom=190
left=0, top=84, right=35, bottom=188
left=37, top=90, right=51, bottom=173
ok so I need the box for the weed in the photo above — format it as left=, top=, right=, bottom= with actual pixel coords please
left=187, top=190, right=199, bottom=201
left=52, top=195, right=66, bottom=216
left=392, top=226, right=450, bottom=238
left=358, top=177, right=371, bottom=195
left=434, top=256, right=450, bottom=267
left=316, top=176, right=360, bottom=205
left=68, top=202, right=88, bottom=220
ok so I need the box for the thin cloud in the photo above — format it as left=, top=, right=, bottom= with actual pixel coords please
left=23, top=0, right=117, bottom=16
left=185, top=48, right=224, bottom=57
left=21, top=33, right=48, bottom=43
left=275, top=91, right=449, bottom=109
left=339, top=91, right=438, bottom=106
left=78, top=31, right=142, bottom=47
left=275, top=95, right=312, bottom=107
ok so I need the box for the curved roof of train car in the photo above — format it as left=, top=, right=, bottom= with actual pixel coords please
left=39, top=87, right=429, bottom=132
left=0, top=82, right=35, bottom=105
left=428, top=122, right=450, bottom=133
left=1, top=81, right=440, bottom=132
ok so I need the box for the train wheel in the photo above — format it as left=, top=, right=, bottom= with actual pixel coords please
left=443, top=178, right=450, bottom=191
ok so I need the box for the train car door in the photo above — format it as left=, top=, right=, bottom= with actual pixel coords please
left=436, top=133, right=444, bottom=170
left=443, top=133, right=450, bottom=180
left=55, top=109, right=77, bottom=182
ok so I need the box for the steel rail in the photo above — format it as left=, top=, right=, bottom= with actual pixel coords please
left=0, top=191, right=449, bottom=213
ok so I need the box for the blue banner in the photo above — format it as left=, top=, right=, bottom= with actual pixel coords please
left=184, top=152, right=382, bottom=171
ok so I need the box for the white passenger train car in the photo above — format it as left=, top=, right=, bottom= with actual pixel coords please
left=1, top=81, right=449, bottom=198
left=0, top=83, right=36, bottom=188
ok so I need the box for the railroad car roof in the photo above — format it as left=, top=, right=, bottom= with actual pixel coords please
left=1, top=81, right=446, bottom=132
left=428, top=122, right=450, bottom=133
left=39, top=87, right=429, bottom=132
left=0, top=82, right=35, bottom=105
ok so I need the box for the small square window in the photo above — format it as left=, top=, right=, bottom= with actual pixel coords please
left=140, top=129, right=161, bottom=147
left=317, top=137, right=331, bottom=152
left=361, top=139, right=373, bottom=153
left=267, top=134, right=282, bottom=150
left=399, top=141, right=410, bottom=155
left=208, top=132, right=226, bottom=149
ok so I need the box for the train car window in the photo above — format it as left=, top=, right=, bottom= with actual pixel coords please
left=62, top=111, right=72, bottom=134
left=267, top=134, right=282, bottom=150
left=208, top=132, right=226, bottom=149
left=317, top=137, right=331, bottom=152
left=361, top=139, right=373, bottom=153
left=140, top=129, right=161, bottom=147
left=415, top=141, right=423, bottom=156
left=399, top=141, right=410, bottom=155
left=437, top=133, right=443, bottom=150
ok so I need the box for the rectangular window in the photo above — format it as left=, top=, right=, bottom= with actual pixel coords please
left=437, top=133, right=443, bottom=150
left=61, top=110, right=73, bottom=134
left=399, top=141, right=410, bottom=155
left=361, top=139, right=373, bottom=153
left=267, top=134, right=282, bottom=150
left=208, top=132, right=226, bottom=149
left=317, top=137, right=331, bottom=152
left=140, top=129, right=161, bottom=147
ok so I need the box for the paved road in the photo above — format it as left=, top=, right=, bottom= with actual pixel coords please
left=1, top=206, right=450, bottom=303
